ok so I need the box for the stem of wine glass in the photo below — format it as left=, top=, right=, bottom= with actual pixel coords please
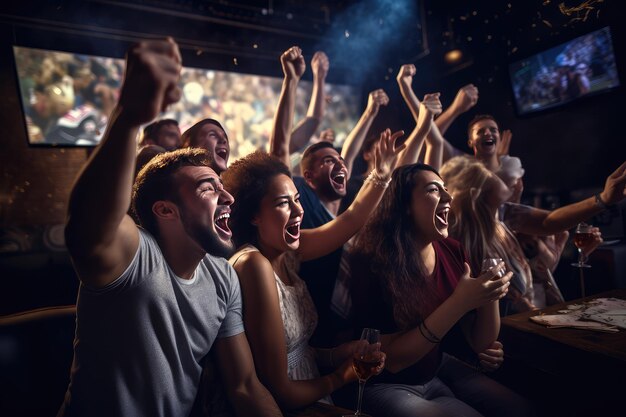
left=578, top=248, right=584, bottom=266
left=355, top=379, right=366, bottom=416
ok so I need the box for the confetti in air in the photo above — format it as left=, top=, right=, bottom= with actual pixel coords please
left=558, top=0, right=604, bottom=25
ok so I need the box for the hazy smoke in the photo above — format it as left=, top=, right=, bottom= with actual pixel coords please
left=316, top=0, right=419, bottom=85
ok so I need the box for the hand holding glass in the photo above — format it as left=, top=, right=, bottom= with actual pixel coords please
left=342, top=328, right=382, bottom=417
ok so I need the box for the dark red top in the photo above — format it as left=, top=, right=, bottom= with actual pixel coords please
left=350, top=238, right=468, bottom=385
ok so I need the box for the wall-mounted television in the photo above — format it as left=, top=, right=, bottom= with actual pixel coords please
left=12, top=45, right=361, bottom=158
left=509, top=26, right=620, bottom=116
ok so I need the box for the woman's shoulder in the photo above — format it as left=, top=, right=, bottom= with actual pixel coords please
left=229, top=245, right=273, bottom=277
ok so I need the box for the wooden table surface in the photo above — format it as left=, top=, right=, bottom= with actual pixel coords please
left=499, top=289, right=626, bottom=417
left=501, top=288, right=626, bottom=367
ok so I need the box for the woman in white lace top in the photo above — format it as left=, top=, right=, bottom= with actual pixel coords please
left=221, top=141, right=398, bottom=410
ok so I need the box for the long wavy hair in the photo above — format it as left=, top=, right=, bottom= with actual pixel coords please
left=440, top=155, right=512, bottom=274
left=350, top=163, right=442, bottom=330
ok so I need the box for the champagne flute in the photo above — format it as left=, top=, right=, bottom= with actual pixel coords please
left=571, top=223, right=593, bottom=268
left=342, top=328, right=382, bottom=417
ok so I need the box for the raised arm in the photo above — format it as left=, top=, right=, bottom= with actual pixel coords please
left=396, top=64, right=420, bottom=121
left=382, top=265, right=510, bottom=373
left=269, top=46, right=305, bottom=167
left=231, top=252, right=355, bottom=410
left=299, top=129, right=404, bottom=261
left=341, top=89, right=389, bottom=178
left=423, top=120, right=445, bottom=170
left=290, top=51, right=329, bottom=153
left=435, top=83, right=478, bottom=136
left=64, top=38, right=182, bottom=287
left=396, top=93, right=442, bottom=168
left=510, top=161, right=626, bottom=236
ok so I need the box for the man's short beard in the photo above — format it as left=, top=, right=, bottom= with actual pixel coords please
left=180, top=207, right=234, bottom=259
left=317, top=180, right=345, bottom=201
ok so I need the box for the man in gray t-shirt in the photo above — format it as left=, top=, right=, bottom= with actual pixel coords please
left=59, top=39, right=282, bottom=417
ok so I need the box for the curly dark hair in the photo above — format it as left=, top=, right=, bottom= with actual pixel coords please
left=132, top=148, right=214, bottom=237
left=350, top=163, right=442, bottom=330
left=221, top=151, right=291, bottom=248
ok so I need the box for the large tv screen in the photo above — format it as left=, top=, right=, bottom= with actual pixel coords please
left=509, top=26, right=620, bottom=115
left=12, top=46, right=361, bottom=159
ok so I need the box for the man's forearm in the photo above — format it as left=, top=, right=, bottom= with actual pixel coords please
left=231, top=377, right=283, bottom=417
left=270, top=78, right=299, bottom=166
left=66, top=106, right=140, bottom=246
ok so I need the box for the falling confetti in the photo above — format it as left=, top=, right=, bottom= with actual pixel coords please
left=558, top=0, right=604, bottom=25
left=542, top=19, right=553, bottom=27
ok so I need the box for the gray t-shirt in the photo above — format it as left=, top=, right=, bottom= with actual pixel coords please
left=59, top=229, right=244, bottom=417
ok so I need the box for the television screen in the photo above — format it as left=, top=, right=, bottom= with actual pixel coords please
left=12, top=46, right=361, bottom=158
left=509, top=26, right=620, bottom=115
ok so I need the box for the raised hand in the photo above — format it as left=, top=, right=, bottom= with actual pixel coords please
left=373, top=128, right=405, bottom=179
left=280, top=45, right=306, bottom=80
left=599, top=161, right=626, bottom=205
left=477, top=340, right=504, bottom=372
left=453, top=263, right=512, bottom=311
left=498, top=129, right=513, bottom=157
left=450, top=84, right=479, bottom=114
left=420, top=93, right=443, bottom=118
left=311, top=51, right=329, bottom=81
left=318, top=128, right=335, bottom=143
left=118, top=38, right=182, bottom=125
left=366, top=89, right=390, bottom=117
left=396, top=64, right=416, bottom=87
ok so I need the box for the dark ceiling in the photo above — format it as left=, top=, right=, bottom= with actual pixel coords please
left=0, top=0, right=426, bottom=84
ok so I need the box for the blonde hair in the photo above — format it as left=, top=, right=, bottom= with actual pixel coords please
left=440, top=156, right=511, bottom=274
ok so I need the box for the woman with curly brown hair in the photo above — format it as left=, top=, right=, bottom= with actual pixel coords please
left=219, top=129, right=401, bottom=411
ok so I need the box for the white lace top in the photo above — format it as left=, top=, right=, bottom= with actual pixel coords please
left=231, top=245, right=321, bottom=382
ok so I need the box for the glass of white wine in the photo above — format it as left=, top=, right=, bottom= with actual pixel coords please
left=342, top=328, right=382, bottom=417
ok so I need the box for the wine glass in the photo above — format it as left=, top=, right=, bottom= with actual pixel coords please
left=571, top=222, right=593, bottom=298
left=481, top=257, right=505, bottom=278
left=571, top=223, right=593, bottom=268
left=342, top=328, right=382, bottom=417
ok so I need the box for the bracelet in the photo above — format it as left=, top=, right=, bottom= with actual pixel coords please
left=366, top=170, right=391, bottom=189
left=419, top=322, right=441, bottom=344
left=594, top=193, right=611, bottom=210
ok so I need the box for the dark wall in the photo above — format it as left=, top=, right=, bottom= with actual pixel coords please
left=421, top=0, right=625, bottom=194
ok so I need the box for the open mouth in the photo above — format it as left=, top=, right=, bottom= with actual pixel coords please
left=285, top=221, right=301, bottom=242
left=435, top=207, right=449, bottom=228
left=331, top=172, right=346, bottom=189
left=214, top=211, right=232, bottom=239
left=215, top=148, right=228, bottom=160
left=482, top=138, right=496, bottom=148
